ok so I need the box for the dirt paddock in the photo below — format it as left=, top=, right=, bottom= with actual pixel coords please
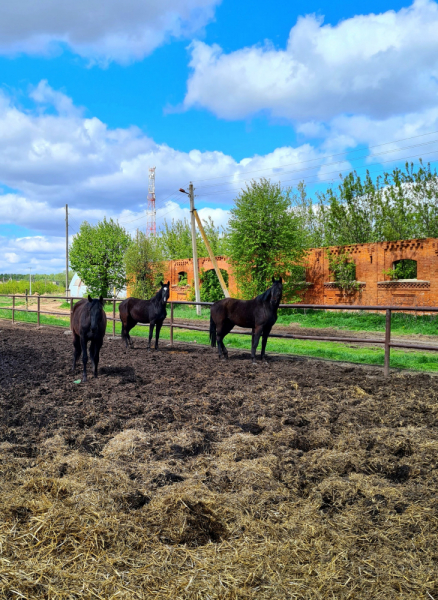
left=1, top=322, right=438, bottom=599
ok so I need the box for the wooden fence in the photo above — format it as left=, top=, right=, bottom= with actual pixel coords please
left=1, top=294, right=438, bottom=376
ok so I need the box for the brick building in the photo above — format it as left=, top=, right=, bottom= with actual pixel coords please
left=161, top=237, right=438, bottom=307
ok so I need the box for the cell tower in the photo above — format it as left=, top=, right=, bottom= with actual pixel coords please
left=146, top=166, right=156, bottom=236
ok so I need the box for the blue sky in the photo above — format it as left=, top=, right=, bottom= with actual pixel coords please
left=1, top=0, right=438, bottom=272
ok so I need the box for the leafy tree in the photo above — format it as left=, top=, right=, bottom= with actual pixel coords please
left=69, top=218, right=131, bottom=298
left=124, top=232, right=164, bottom=299
left=293, top=161, right=438, bottom=247
left=158, top=216, right=228, bottom=260
left=327, top=250, right=360, bottom=294
left=228, top=178, right=305, bottom=300
left=199, top=268, right=229, bottom=302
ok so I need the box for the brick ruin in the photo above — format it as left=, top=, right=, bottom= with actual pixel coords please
left=162, top=237, right=438, bottom=307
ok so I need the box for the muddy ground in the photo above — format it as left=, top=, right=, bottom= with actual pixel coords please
left=0, top=322, right=438, bottom=599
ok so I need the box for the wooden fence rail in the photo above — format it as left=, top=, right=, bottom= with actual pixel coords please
left=1, top=294, right=438, bottom=376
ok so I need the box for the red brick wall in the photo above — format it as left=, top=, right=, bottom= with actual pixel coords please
left=131, top=238, right=438, bottom=307
left=162, top=256, right=237, bottom=301
left=302, top=237, right=438, bottom=307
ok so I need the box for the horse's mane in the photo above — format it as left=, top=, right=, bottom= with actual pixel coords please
left=256, top=286, right=272, bottom=302
left=151, top=286, right=166, bottom=305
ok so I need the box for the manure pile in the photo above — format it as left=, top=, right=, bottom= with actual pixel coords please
left=0, top=322, right=438, bottom=599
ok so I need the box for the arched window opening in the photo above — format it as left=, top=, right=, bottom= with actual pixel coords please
left=178, top=271, right=188, bottom=285
left=393, top=259, right=417, bottom=279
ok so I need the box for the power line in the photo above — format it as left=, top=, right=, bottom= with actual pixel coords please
left=198, top=150, right=438, bottom=198
left=192, top=128, right=438, bottom=186
left=195, top=137, right=438, bottom=193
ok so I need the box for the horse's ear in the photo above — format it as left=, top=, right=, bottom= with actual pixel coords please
left=167, top=281, right=170, bottom=287
left=160, top=281, right=164, bottom=287
left=279, top=276, right=283, bottom=283
left=99, top=295, right=104, bottom=304
left=272, top=276, right=275, bottom=283
left=88, top=294, right=92, bottom=302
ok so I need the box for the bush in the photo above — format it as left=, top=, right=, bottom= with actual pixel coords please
left=0, top=281, right=64, bottom=295
left=200, top=269, right=229, bottom=302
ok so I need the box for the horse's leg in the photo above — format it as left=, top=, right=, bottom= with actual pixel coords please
left=89, top=340, right=96, bottom=375
left=72, top=333, right=81, bottom=372
left=251, top=325, right=264, bottom=364
left=217, top=320, right=233, bottom=360
left=92, top=339, right=102, bottom=378
left=154, top=320, right=163, bottom=350
left=81, top=336, right=88, bottom=382
left=121, top=320, right=129, bottom=349
left=148, top=321, right=155, bottom=350
left=260, top=325, right=273, bottom=363
left=125, top=317, right=136, bottom=348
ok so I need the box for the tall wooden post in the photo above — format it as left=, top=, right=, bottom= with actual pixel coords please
left=113, top=298, right=116, bottom=338
left=384, top=309, right=391, bottom=377
left=193, top=209, right=230, bottom=298
left=37, top=295, right=40, bottom=327
left=189, top=183, right=201, bottom=316
left=170, top=302, right=174, bottom=347
left=12, top=295, right=15, bottom=323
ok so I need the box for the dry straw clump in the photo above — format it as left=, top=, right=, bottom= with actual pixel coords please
left=1, top=341, right=438, bottom=598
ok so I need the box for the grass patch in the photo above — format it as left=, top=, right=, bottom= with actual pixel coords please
left=172, top=304, right=438, bottom=336
left=2, top=308, right=438, bottom=372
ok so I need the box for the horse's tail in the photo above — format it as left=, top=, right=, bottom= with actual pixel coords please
left=209, top=314, right=217, bottom=348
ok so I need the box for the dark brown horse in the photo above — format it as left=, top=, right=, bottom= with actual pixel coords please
left=119, top=281, right=170, bottom=350
left=71, top=295, right=107, bottom=381
left=210, top=277, right=283, bottom=363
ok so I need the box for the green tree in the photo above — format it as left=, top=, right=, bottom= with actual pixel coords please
left=300, top=161, right=438, bottom=247
left=69, top=218, right=131, bottom=298
left=199, top=268, right=229, bottom=302
left=124, top=232, right=164, bottom=299
left=228, top=178, right=305, bottom=300
left=158, top=216, right=228, bottom=260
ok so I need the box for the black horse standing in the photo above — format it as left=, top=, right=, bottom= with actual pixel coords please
left=71, top=295, right=107, bottom=381
left=210, top=277, right=283, bottom=363
left=119, top=281, right=170, bottom=350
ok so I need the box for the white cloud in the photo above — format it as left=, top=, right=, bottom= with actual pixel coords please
left=1, top=80, right=437, bottom=273
left=0, top=0, right=220, bottom=64
left=184, top=0, right=438, bottom=122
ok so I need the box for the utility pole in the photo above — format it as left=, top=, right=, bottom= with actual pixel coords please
left=65, top=204, right=69, bottom=297
left=189, top=183, right=201, bottom=316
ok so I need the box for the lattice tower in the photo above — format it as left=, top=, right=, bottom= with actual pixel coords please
left=146, top=166, right=156, bottom=236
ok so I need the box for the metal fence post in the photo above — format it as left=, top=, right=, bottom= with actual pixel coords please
left=113, top=298, right=116, bottom=338
left=170, top=302, right=174, bottom=347
left=384, top=308, right=391, bottom=377
left=37, top=295, right=40, bottom=327
left=12, top=295, right=15, bottom=323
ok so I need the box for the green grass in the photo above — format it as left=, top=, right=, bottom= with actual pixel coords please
left=1, top=307, right=438, bottom=373
left=172, top=304, right=438, bottom=336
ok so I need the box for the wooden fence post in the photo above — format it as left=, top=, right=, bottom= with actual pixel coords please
left=12, top=295, right=15, bottom=323
left=384, top=309, right=391, bottom=377
left=37, top=295, right=40, bottom=327
left=26, top=290, right=28, bottom=312
left=70, top=297, right=73, bottom=327
left=113, top=298, right=116, bottom=338
left=170, top=302, right=174, bottom=347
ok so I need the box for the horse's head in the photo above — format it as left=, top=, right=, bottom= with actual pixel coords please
left=160, top=281, right=170, bottom=303
left=88, top=295, right=104, bottom=334
left=270, top=277, right=283, bottom=306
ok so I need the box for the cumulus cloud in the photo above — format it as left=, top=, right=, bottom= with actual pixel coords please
left=1, top=80, right=437, bottom=272
left=184, top=0, right=438, bottom=122
left=0, top=0, right=220, bottom=64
